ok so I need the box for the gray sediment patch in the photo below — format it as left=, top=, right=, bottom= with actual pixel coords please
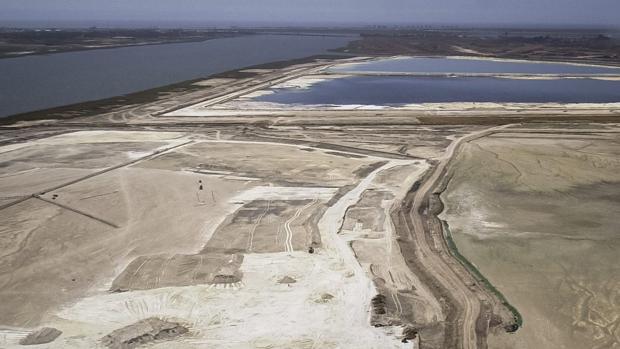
left=440, top=135, right=620, bottom=349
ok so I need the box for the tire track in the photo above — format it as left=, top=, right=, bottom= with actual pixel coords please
left=247, top=200, right=270, bottom=252
left=284, top=198, right=318, bottom=253
left=34, top=196, right=119, bottom=229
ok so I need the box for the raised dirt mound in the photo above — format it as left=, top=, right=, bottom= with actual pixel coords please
left=101, top=317, right=188, bottom=349
left=19, top=327, right=62, bottom=345
left=278, top=276, right=297, bottom=284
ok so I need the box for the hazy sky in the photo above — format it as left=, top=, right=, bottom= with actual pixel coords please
left=2, top=0, right=619, bottom=27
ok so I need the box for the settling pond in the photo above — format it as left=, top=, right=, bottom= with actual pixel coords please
left=256, top=75, right=620, bottom=105
left=252, top=57, right=620, bottom=106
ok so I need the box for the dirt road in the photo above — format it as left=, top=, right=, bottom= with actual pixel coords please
left=403, top=125, right=512, bottom=349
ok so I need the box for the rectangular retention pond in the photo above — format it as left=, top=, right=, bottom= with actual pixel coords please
left=254, top=76, right=620, bottom=105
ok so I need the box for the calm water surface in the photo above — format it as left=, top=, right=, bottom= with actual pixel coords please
left=257, top=76, right=620, bottom=105
left=0, top=34, right=352, bottom=117
left=330, top=57, right=620, bottom=74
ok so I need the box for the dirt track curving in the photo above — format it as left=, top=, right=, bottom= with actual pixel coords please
left=392, top=125, right=517, bottom=348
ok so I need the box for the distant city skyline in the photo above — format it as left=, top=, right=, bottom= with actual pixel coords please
left=2, top=0, right=619, bottom=28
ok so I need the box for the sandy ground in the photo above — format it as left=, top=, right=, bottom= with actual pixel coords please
left=245, top=125, right=480, bottom=159
left=204, top=100, right=620, bottom=112
left=440, top=130, right=620, bottom=349
left=136, top=140, right=382, bottom=187
left=0, top=131, right=185, bottom=202
left=0, top=131, right=254, bottom=327
left=167, top=98, right=620, bottom=117
left=192, top=78, right=238, bottom=87
left=0, top=130, right=418, bottom=348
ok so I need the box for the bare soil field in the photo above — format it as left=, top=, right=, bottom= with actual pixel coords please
left=0, top=128, right=432, bottom=348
